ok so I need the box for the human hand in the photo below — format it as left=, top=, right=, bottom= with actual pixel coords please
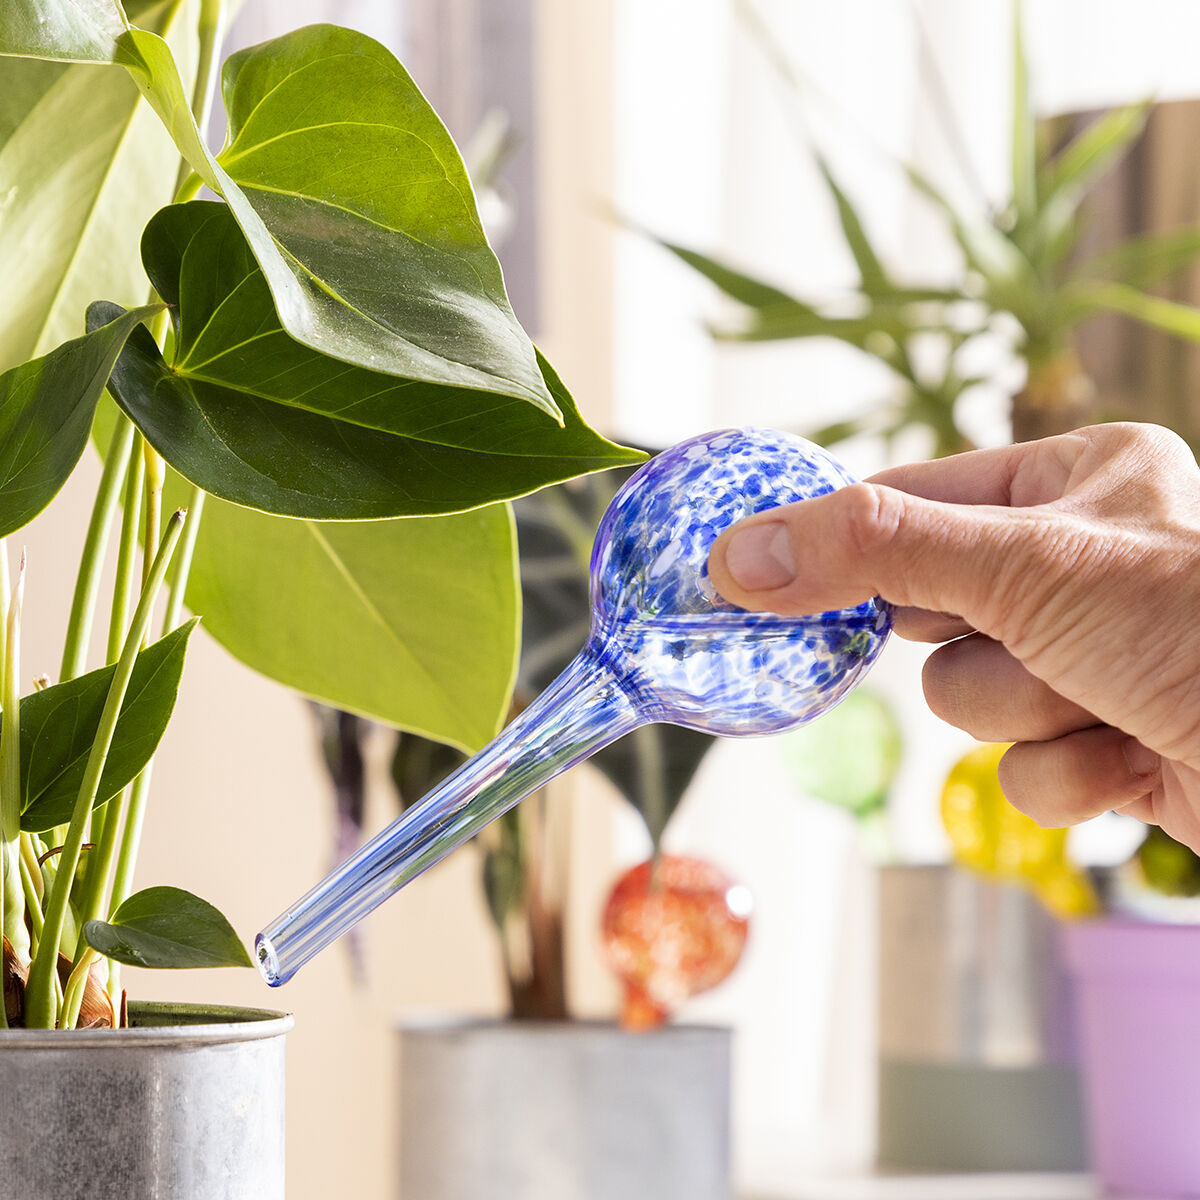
left=707, top=423, right=1200, bottom=850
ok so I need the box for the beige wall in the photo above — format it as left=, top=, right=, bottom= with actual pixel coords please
left=17, top=3, right=619, bottom=1197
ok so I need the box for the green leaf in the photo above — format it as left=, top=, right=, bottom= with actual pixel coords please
left=1031, top=101, right=1150, bottom=266
left=183, top=499, right=520, bottom=751
left=1064, top=280, right=1200, bottom=341
left=1076, top=227, right=1200, bottom=291
left=0, top=0, right=126, bottom=64
left=95, top=203, right=642, bottom=519
left=95, top=310, right=638, bottom=521
left=904, top=163, right=1037, bottom=306
left=19, top=619, right=198, bottom=832
left=0, top=303, right=159, bottom=537
left=84, top=885, right=252, bottom=968
left=215, top=24, right=556, bottom=411
left=481, top=813, right=524, bottom=929
left=0, top=0, right=195, bottom=370
left=1009, top=0, right=1037, bottom=225
left=89, top=384, right=526, bottom=751
left=590, top=724, right=714, bottom=846
left=1038, top=101, right=1149, bottom=219
left=802, top=415, right=879, bottom=449
left=812, top=151, right=889, bottom=291
left=713, top=300, right=911, bottom=347
left=391, top=731, right=467, bottom=808
left=651, top=239, right=801, bottom=309
left=116, top=22, right=557, bottom=414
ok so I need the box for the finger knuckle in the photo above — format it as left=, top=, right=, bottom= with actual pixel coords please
left=841, top=482, right=905, bottom=563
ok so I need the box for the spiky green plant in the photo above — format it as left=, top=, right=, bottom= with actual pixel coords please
left=655, top=0, right=1200, bottom=451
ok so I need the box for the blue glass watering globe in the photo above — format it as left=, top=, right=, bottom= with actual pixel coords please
left=255, top=428, right=892, bottom=985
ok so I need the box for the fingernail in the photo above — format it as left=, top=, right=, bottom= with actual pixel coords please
left=1124, top=737, right=1160, bottom=778
left=723, top=521, right=796, bottom=591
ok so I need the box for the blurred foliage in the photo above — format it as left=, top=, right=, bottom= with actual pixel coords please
left=655, top=0, right=1200, bottom=451
left=1136, top=825, right=1200, bottom=898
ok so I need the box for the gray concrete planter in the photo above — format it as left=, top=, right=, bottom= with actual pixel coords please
left=398, top=1019, right=731, bottom=1200
left=0, top=1001, right=293, bottom=1200
left=877, top=864, right=1085, bottom=1172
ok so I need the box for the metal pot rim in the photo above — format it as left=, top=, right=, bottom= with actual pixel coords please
left=0, top=1000, right=294, bottom=1047
left=395, top=1015, right=732, bottom=1039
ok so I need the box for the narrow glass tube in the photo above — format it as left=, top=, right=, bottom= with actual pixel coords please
left=256, top=646, right=643, bottom=986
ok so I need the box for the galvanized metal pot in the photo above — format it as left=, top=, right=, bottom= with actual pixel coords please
left=0, top=1001, right=293, bottom=1200
left=397, top=1019, right=731, bottom=1200
left=877, top=864, right=1086, bottom=1171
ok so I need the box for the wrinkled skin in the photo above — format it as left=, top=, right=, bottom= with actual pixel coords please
left=708, top=423, right=1200, bottom=852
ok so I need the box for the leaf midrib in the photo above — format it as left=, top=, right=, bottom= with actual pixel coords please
left=25, top=1, right=184, bottom=355
left=23, top=634, right=181, bottom=810
left=303, top=521, right=455, bottom=715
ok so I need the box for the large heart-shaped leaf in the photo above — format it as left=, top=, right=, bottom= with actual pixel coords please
left=91, top=389, right=525, bottom=751
left=84, top=885, right=251, bottom=968
left=215, top=24, right=554, bottom=410
left=19, top=618, right=198, bottom=832
left=0, top=0, right=126, bottom=64
left=181, top=498, right=519, bottom=751
left=0, top=0, right=195, bottom=371
left=0, top=303, right=159, bottom=538
left=116, top=23, right=558, bottom=415
left=93, top=206, right=642, bottom=519
left=96, top=307, right=628, bottom=519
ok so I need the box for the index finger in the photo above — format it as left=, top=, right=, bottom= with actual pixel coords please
left=866, top=441, right=1030, bottom=505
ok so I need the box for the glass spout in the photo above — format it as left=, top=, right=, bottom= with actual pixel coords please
left=256, top=646, right=643, bottom=986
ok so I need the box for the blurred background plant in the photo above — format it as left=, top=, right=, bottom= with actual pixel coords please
left=655, top=0, right=1200, bottom=453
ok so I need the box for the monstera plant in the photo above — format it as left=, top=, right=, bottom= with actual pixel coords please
left=0, top=0, right=640, bottom=1029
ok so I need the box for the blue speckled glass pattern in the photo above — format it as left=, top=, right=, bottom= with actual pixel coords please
left=256, top=428, right=891, bottom=986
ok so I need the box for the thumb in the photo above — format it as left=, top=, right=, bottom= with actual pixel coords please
left=707, top=482, right=1041, bottom=634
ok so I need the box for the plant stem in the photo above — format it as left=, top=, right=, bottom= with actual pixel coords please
left=22, top=512, right=186, bottom=1028
left=108, top=435, right=145, bottom=670
left=87, top=443, right=145, bottom=860
left=172, top=0, right=225, bottom=197
left=19, top=835, right=43, bottom=905
left=18, top=852, right=44, bottom=955
left=1, top=554, right=27, bottom=964
left=61, top=947, right=100, bottom=1030
left=59, top=419, right=136, bottom=684
left=163, top=487, right=205, bottom=631
left=106, top=489, right=207, bottom=1003
left=73, top=784, right=130, bottom=967
left=142, top=445, right=164, bottom=591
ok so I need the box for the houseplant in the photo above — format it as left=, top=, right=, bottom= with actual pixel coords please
left=656, top=0, right=1200, bottom=452
left=0, top=0, right=638, bottom=1191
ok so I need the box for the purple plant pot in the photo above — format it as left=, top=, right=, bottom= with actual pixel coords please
left=1064, top=919, right=1200, bottom=1197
